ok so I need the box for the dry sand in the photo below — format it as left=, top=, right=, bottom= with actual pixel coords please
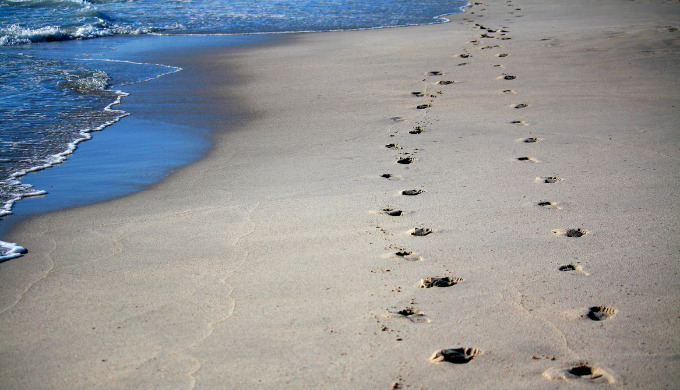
left=1, top=0, right=679, bottom=388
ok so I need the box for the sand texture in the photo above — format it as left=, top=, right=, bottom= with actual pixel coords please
left=1, top=0, right=679, bottom=388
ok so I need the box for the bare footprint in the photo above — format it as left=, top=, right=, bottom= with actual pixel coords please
left=511, top=120, right=527, bottom=125
left=411, top=91, right=425, bottom=97
left=502, top=74, right=517, bottom=80
left=397, top=156, right=417, bottom=164
left=536, top=176, right=562, bottom=183
left=410, top=126, right=427, bottom=134
left=503, top=89, right=516, bottom=94
left=391, top=249, right=423, bottom=262
left=517, top=156, right=539, bottom=163
left=552, top=228, right=587, bottom=237
left=385, top=143, right=402, bottom=150
left=497, top=53, right=509, bottom=57
left=402, top=189, right=424, bottom=196
left=380, top=208, right=403, bottom=216
left=419, top=277, right=464, bottom=288
left=381, top=173, right=404, bottom=180
left=537, top=201, right=560, bottom=209
left=430, top=348, right=483, bottom=364
left=523, top=137, right=541, bottom=143
left=588, top=306, right=618, bottom=321
left=513, top=103, right=529, bottom=109
left=543, top=362, right=615, bottom=384
left=416, top=104, right=431, bottom=109
left=428, top=71, right=443, bottom=76
left=411, top=227, right=434, bottom=236
left=438, top=80, right=455, bottom=85
left=385, top=307, right=430, bottom=323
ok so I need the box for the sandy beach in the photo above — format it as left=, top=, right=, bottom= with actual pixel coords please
left=1, top=0, right=679, bottom=388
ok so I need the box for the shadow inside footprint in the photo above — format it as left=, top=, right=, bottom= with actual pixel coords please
left=410, top=126, right=426, bottom=134
left=428, top=71, right=443, bottom=76
left=381, top=208, right=403, bottom=216
left=523, top=137, right=540, bottom=143
left=397, top=156, right=416, bottom=164
left=385, top=143, right=402, bottom=150
left=538, top=176, right=561, bottom=183
left=588, top=306, right=618, bottom=321
left=416, top=104, right=431, bottom=109
left=438, top=80, right=455, bottom=85
left=411, top=227, right=434, bottom=236
left=543, top=361, right=615, bottom=384
left=504, top=75, right=517, bottom=80
left=402, top=189, right=424, bottom=196
left=387, top=307, right=429, bottom=323
left=411, top=91, right=425, bottom=97
left=430, top=348, right=483, bottom=364
left=419, top=277, right=464, bottom=288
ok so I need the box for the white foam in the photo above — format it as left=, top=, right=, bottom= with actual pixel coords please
left=0, top=240, right=27, bottom=262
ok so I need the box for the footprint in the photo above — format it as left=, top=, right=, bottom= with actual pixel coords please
left=397, top=156, right=417, bottom=164
left=537, top=201, right=559, bottom=208
left=497, top=53, right=509, bottom=57
left=411, top=227, right=434, bottom=236
left=386, top=307, right=430, bottom=323
left=402, top=189, right=424, bottom=196
left=511, top=120, right=527, bottom=125
left=536, top=176, right=562, bottom=183
left=410, top=126, right=427, bottom=134
left=416, top=104, right=432, bottom=109
left=552, top=228, right=587, bottom=237
left=381, top=208, right=403, bottom=216
left=438, top=80, right=455, bottom=85
left=428, top=71, right=443, bottom=76
left=419, top=277, right=464, bottom=288
left=411, top=91, right=425, bottom=97
left=513, top=103, right=529, bottom=109
left=502, top=74, right=517, bottom=80
left=392, top=249, right=423, bottom=262
left=381, top=173, right=404, bottom=180
left=558, top=264, right=588, bottom=275
left=503, top=89, right=516, bottom=94
left=517, top=157, right=539, bottom=163
left=588, top=306, right=618, bottom=321
left=522, top=137, right=540, bottom=143
left=457, top=53, right=471, bottom=58
left=385, top=143, right=402, bottom=150
left=543, top=362, right=615, bottom=384
left=430, top=348, right=483, bottom=364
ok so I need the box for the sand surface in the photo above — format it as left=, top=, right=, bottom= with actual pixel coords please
left=1, top=0, right=679, bottom=388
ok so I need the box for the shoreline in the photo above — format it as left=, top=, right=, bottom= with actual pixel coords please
left=2, top=0, right=679, bottom=388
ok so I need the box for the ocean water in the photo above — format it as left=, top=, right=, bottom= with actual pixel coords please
left=0, top=0, right=468, bottom=260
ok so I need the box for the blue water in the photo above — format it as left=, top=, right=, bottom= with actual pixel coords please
left=0, top=0, right=468, bottom=260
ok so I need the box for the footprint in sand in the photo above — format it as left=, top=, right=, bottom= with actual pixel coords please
left=385, top=307, right=430, bottom=323
left=410, top=227, right=434, bottom=236
left=381, top=173, right=404, bottom=180
left=402, top=189, right=424, bottom=196
left=430, top=348, right=483, bottom=364
left=410, top=126, right=427, bottom=134
left=380, top=208, right=403, bottom=216
left=411, top=91, right=425, bottom=97
left=587, top=306, right=618, bottom=321
left=385, top=143, right=402, bottom=150
left=419, top=277, right=464, bottom=288
left=552, top=228, right=587, bottom=237
left=523, top=137, right=541, bottom=143
left=511, top=120, right=527, bottom=126
left=517, top=156, right=539, bottom=163
left=438, top=80, right=455, bottom=85
left=397, top=156, right=417, bottom=164
left=390, top=249, right=423, bottom=262
left=537, top=201, right=560, bottom=209
left=497, top=53, right=509, bottom=57
left=543, top=362, right=615, bottom=384
left=536, top=176, right=562, bottom=183
left=417, top=104, right=432, bottom=110
left=428, top=71, right=443, bottom=76
left=513, top=103, right=529, bottom=109
left=502, top=74, right=517, bottom=80
left=558, top=264, right=589, bottom=275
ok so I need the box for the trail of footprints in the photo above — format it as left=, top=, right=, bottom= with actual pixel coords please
left=374, top=1, right=617, bottom=387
